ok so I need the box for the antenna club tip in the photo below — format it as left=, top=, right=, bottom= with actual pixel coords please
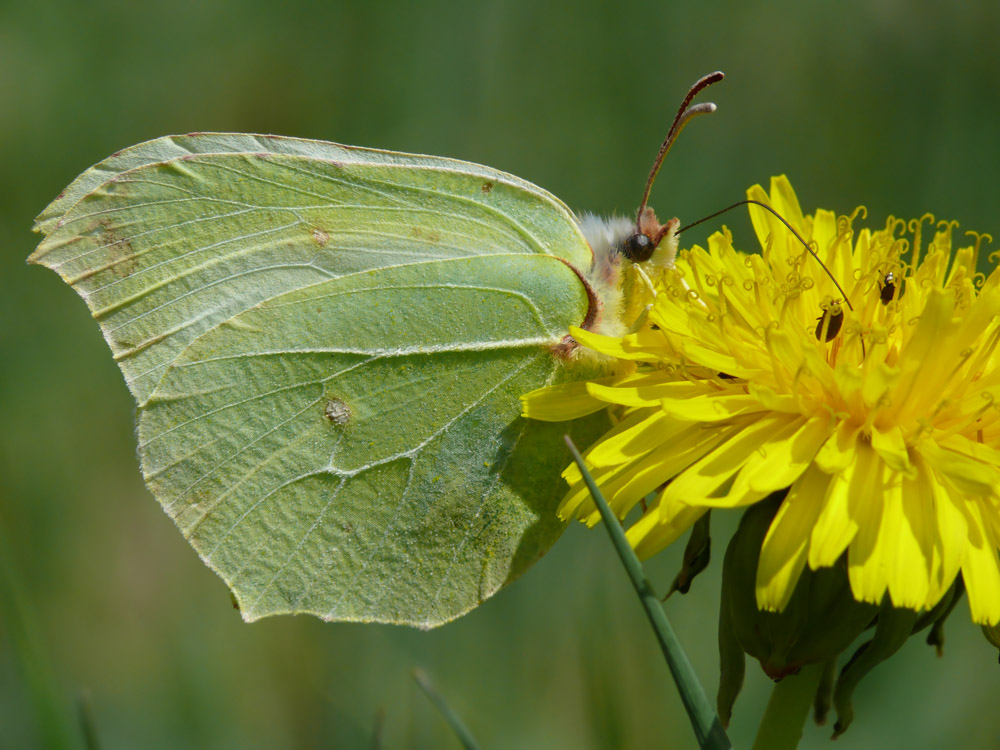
left=695, top=71, right=725, bottom=87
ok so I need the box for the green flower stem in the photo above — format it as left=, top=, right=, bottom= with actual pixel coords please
left=752, top=663, right=825, bottom=750
left=564, top=437, right=731, bottom=750
left=412, top=668, right=479, bottom=750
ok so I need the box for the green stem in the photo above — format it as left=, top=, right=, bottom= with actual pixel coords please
left=752, top=663, right=824, bottom=750
left=564, top=437, right=731, bottom=750
left=412, top=669, right=479, bottom=750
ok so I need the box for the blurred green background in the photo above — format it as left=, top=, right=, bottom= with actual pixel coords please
left=2, top=1, right=999, bottom=747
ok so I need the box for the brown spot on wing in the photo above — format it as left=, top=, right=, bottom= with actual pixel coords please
left=312, top=228, right=330, bottom=247
left=411, top=226, right=442, bottom=243
left=85, top=217, right=139, bottom=279
left=324, top=398, right=351, bottom=425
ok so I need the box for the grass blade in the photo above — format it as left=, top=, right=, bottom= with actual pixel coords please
left=564, top=435, right=732, bottom=750
left=412, top=668, right=479, bottom=750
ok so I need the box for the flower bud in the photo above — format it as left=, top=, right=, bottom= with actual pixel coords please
left=720, top=495, right=877, bottom=682
left=717, top=495, right=979, bottom=737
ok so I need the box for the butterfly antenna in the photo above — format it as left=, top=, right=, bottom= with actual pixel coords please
left=679, top=199, right=855, bottom=313
left=636, top=71, right=725, bottom=225
left=682, top=198, right=866, bottom=357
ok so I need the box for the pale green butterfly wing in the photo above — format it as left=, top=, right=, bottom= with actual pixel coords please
left=30, top=142, right=605, bottom=626
left=34, top=136, right=587, bottom=402
left=34, top=132, right=572, bottom=237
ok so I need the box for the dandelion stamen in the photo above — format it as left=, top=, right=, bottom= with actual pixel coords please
left=908, top=213, right=935, bottom=271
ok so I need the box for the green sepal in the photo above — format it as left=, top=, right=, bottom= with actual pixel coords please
left=812, top=658, right=836, bottom=726
left=717, top=539, right=745, bottom=728
left=831, top=601, right=919, bottom=738
left=667, top=511, right=712, bottom=598
left=723, top=495, right=877, bottom=681
left=917, top=576, right=964, bottom=657
left=981, top=618, right=1000, bottom=665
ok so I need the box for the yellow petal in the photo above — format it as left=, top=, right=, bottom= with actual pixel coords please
left=662, top=415, right=797, bottom=508
left=562, top=408, right=653, bottom=483
left=710, top=247, right=759, bottom=327
left=521, top=379, right=608, bottom=420
left=587, top=410, right=686, bottom=467
left=892, top=288, right=957, bottom=423
left=961, top=500, right=1000, bottom=625
left=756, top=465, right=829, bottom=611
left=762, top=327, right=804, bottom=385
left=918, top=436, right=1000, bottom=498
left=629, top=504, right=707, bottom=560
left=870, top=424, right=914, bottom=477
left=811, top=208, right=838, bottom=267
left=820, top=209, right=854, bottom=295
left=939, top=432, right=1000, bottom=470
left=809, top=440, right=879, bottom=568
left=832, top=362, right=864, bottom=415
left=649, top=293, right=695, bottom=337
left=846, top=455, right=892, bottom=604
left=749, top=383, right=803, bottom=414
left=747, top=184, right=775, bottom=258
left=921, top=458, right=968, bottom=606
left=564, top=415, right=724, bottom=523
left=885, top=467, right=934, bottom=609
left=658, top=392, right=767, bottom=422
left=558, top=462, right=624, bottom=520
left=569, top=326, right=660, bottom=361
left=679, top=342, right=744, bottom=376
left=730, top=415, right=832, bottom=500
left=613, top=422, right=738, bottom=508
left=769, top=175, right=806, bottom=230
left=585, top=379, right=708, bottom=407
left=861, top=345, right=896, bottom=410
left=814, top=420, right=860, bottom=473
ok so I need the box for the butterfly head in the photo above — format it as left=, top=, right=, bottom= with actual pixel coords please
left=568, top=72, right=723, bottom=351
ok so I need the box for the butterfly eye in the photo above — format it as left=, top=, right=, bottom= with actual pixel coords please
left=880, top=271, right=897, bottom=305
left=815, top=307, right=844, bottom=342
left=623, top=232, right=655, bottom=262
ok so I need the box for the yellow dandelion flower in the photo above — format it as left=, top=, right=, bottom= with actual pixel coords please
left=524, top=176, right=1000, bottom=625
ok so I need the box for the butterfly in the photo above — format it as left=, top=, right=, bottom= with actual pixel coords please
left=29, top=72, right=723, bottom=628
